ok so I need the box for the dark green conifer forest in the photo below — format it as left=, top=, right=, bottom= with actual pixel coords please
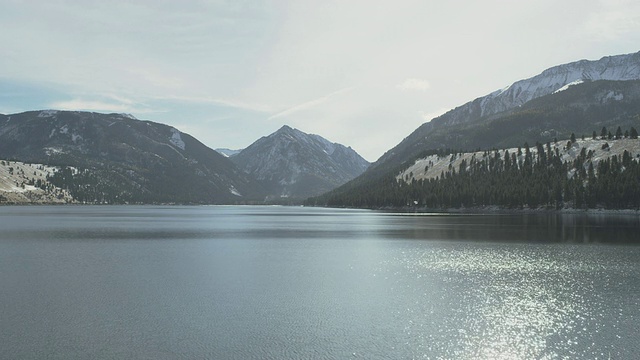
left=308, top=130, right=640, bottom=210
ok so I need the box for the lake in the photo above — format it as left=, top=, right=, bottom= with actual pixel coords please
left=1, top=206, right=639, bottom=359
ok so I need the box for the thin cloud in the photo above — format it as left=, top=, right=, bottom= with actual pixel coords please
left=581, top=0, right=640, bottom=41
left=268, top=86, right=356, bottom=120
left=156, top=95, right=274, bottom=113
left=397, top=78, right=431, bottom=92
left=49, top=99, right=158, bottom=114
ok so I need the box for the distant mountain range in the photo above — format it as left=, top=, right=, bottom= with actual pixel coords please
left=315, top=51, right=640, bottom=210
left=3, top=51, right=640, bottom=207
left=229, top=125, right=370, bottom=200
left=0, top=111, right=368, bottom=204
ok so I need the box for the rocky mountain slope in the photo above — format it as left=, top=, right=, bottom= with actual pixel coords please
left=0, top=110, right=264, bottom=204
left=453, top=51, right=640, bottom=124
left=409, top=79, right=640, bottom=153
left=374, top=51, right=640, bottom=170
left=0, top=160, right=73, bottom=204
left=231, top=125, right=370, bottom=199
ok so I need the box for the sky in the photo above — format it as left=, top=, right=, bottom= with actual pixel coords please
left=1, top=0, right=639, bottom=161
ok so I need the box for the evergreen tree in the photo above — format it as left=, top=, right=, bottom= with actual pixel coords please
left=311, top=135, right=640, bottom=211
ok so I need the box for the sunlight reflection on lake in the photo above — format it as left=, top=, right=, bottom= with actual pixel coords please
left=382, top=242, right=638, bottom=359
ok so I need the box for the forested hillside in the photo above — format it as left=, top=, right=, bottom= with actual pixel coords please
left=369, top=80, right=640, bottom=178
left=308, top=129, right=640, bottom=210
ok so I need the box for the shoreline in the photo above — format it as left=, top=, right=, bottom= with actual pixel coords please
left=340, top=205, right=640, bottom=216
left=1, top=202, right=640, bottom=216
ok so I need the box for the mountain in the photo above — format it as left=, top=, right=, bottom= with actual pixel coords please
left=313, top=51, right=640, bottom=209
left=408, top=79, right=640, bottom=152
left=230, top=125, right=370, bottom=199
left=310, top=135, right=640, bottom=210
left=0, top=110, right=264, bottom=204
left=374, top=51, right=640, bottom=170
left=449, top=51, right=640, bottom=125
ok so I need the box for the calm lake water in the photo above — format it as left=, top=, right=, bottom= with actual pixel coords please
left=1, top=206, right=639, bottom=359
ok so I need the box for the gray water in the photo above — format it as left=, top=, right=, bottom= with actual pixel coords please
left=1, top=206, right=639, bottom=359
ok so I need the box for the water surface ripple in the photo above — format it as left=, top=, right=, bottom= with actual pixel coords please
left=0, top=206, right=638, bottom=359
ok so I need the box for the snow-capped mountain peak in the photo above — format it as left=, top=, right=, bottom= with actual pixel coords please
left=477, top=51, right=640, bottom=118
left=430, top=51, right=640, bottom=129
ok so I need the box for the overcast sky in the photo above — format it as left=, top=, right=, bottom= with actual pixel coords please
left=1, top=0, right=639, bottom=161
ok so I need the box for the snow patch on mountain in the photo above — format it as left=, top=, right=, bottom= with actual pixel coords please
left=215, top=148, right=243, bottom=157
left=38, top=110, right=58, bottom=118
left=229, top=186, right=242, bottom=197
left=119, top=113, right=137, bottom=120
left=481, top=52, right=640, bottom=117
left=169, top=128, right=185, bottom=150
left=44, top=147, right=66, bottom=156
left=603, top=91, right=624, bottom=102
left=553, top=79, right=584, bottom=93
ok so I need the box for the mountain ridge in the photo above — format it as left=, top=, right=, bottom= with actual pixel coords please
left=373, top=51, right=640, bottom=169
left=231, top=125, right=370, bottom=199
left=0, top=110, right=265, bottom=204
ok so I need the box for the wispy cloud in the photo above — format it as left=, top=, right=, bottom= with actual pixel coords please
left=397, top=78, right=430, bottom=92
left=573, top=0, right=639, bottom=41
left=49, top=99, right=159, bottom=114
left=156, top=95, right=274, bottom=113
left=268, top=87, right=356, bottom=120
left=49, top=92, right=275, bottom=117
